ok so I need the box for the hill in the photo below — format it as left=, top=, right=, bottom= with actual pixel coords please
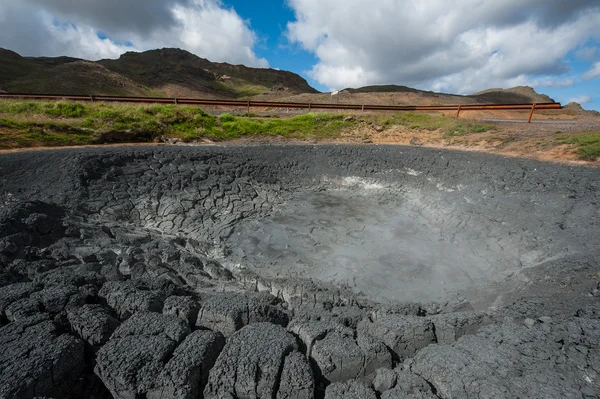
left=6, top=61, right=154, bottom=96
left=342, top=85, right=421, bottom=94
left=0, top=48, right=80, bottom=88
left=0, top=48, right=563, bottom=107
left=469, top=86, right=554, bottom=104
left=0, top=48, right=318, bottom=98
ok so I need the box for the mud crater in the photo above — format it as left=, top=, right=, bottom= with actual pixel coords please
left=0, top=145, right=599, bottom=399
left=227, top=181, right=520, bottom=305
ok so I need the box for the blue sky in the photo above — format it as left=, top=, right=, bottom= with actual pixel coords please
left=225, top=1, right=600, bottom=110
left=224, top=0, right=325, bottom=91
left=1, top=0, right=599, bottom=110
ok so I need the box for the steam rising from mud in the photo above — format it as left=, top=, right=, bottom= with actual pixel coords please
left=226, top=176, right=521, bottom=305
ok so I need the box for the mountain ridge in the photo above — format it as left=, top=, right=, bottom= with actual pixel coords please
left=0, top=48, right=566, bottom=107
left=0, top=47, right=318, bottom=99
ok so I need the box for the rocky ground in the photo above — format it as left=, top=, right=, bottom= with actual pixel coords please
left=0, top=145, right=599, bottom=399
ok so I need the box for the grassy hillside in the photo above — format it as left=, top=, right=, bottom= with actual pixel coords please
left=6, top=61, right=155, bottom=96
left=0, top=49, right=42, bottom=87
left=1, top=47, right=561, bottom=108
left=0, top=48, right=319, bottom=99
left=0, top=49, right=80, bottom=88
left=0, top=99, right=494, bottom=148
left=99, top=48, right=318, bottom=98
left=343, top=85, right=421, bottom=94
left=469, top=86, right=555, bottom=104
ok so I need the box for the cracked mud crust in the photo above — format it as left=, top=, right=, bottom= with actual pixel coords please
left=0, top=144, right=598, bottom=398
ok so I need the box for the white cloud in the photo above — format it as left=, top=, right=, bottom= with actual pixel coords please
left=0, top=0, right=266, bottom=67
left=39, top=13, right=135, bottom=60
left=568, top=95, right=592, bottom=104
left=161, top=1, right=267, bottom=66
left=583, top=62, right=600, bottom=80
left=286, top=0, right=600, bottom=93
left=530, top=77, right=575, bottom=88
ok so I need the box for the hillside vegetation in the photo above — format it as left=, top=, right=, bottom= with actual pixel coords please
left=0, top=48, right=318, bottom=99
left=470, top=86, right=555, bottom=104
left=0, top=100, right=494, bottom=148
left=2, top=48, right=566, bottom=108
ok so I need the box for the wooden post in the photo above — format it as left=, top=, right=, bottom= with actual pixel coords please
left=308, top=103, right=311, bottom=112
left=90, top=95, right=95, bottom=102
left=456, top=105, right=461, bottom=120
left=174, top=98, right=178, bottom=104
left=528, top=103, right=536, bottom=123
left=247, top=101, right=250, bottom=116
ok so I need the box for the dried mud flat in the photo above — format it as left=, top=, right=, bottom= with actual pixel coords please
left=0, top=144, right=599, bottom=399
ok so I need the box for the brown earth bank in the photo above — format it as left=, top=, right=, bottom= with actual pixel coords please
left=332, top=113, right=600, bottom=166
left=1, top=112, right=599, bottom=166
left=196, top=109, right=600, bottom=166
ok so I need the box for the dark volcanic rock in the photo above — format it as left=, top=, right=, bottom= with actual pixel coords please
left=0, top=314, right=85, bottom=399
left=162, top=295, right=200, bottom=325
left=147, top=330, right=225, bottom=399
left=30, top=284, right=83, bottom=313
left=0, top=282, right=39, bottom=315
left=358, top=314, right=436, bottom=361
left=111, top=311, right=191, bottom=342
left=406, top=318, right=600, bottom=398
left=196, top=291, right=289, bottom=337
left=373, top=368, right=398, bottom=392
left=324, top=380, right=377, bottom=399
left=34, top=266, right=106, bottom=290
left=5, top=297, right=41, bottom=321
left=373, top=366, right=433, bottom=397
left=67, top=304, right=120, bottom=346
left=429, top=311, right=490, bottom=344
left=99, top=280, right=166, bottom=319
left=204, top=322, right=298, bottom=398
left=0, top=202, right=66, bottom=259
left=95, top=312, right=191, bottom=399
left=311, top=331, right=366, bottom=383
left=277, top=352, right=315, bottom=399
left=95, top=334, right=177, bottom=399
left=238, top=272, right=360, bottom=310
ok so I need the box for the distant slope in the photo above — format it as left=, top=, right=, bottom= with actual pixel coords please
left=343, top=85, right=556, bottom=104
left=97, top=49, right=221, bottom=98
left=0, top=49, right=80, bottom=88
left=469, top=86, right=555, bottom=104
left=6, top=61, right=154, bottom=96
left=343, top=85, right=421, bottom=94
left=0, top=47, right=319, bottom=98
left=0, top=49, right=42, bottom=87
left=98, top=48, right=319, bottom=98
left=1, top=47, right=559, bottom=105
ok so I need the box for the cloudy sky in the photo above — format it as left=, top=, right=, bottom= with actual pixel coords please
left=1, top=0, right=599, bottom=110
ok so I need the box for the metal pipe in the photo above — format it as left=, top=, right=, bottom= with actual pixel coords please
left=528, top=103, right=537, bottom=123
left=0, top=93, right=562, bottom=113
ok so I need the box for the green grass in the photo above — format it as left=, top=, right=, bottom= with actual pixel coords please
left=218, top=113, right=353, bottom=140
left=0, top=99, right=496, bottom=149
left=211, top=80, right=269, bottom=98
left=559, top=134, right=600, bottom=161
left=368, top=112, right=494, bottom=136
left=0, top=101, right=86, bottom=118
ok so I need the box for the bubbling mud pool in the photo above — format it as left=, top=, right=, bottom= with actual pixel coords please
left=226, top=182, right=521, bottom=305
